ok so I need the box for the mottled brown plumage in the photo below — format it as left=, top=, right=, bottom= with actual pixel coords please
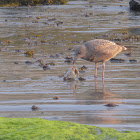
left=73, top=39, right=127, bottom=78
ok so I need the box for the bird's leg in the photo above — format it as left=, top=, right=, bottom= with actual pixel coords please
left=102, top=62, right=105, bottom=80
left=95, top=62, right=98, bottom=78
left=95, top=76, right=98, bottom=92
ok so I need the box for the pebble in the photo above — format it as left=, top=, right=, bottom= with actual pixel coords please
left=110, top=58, right=125, bottom=63
left=63, top=77, right=75, bottom=82
left=124, top=52, right=132, bottom=57
left=14, top=62, right=19, bottom=64
left=32, top=105, right=39, bottom=110
left=53, top=96, right=59, bottom=100
left=78, top=77, right=86, bottom=81
left=64, top=57, right=73, bottom=63
left=24, top=51, right=34, bottom=57
left=104, top=103, right=118, bottom=107
left=25, top=61, right=33, bottom=65
left=129, top=59, right=137, bottom=63
left=43, top=64, right=50, bottom=70
left=48, top=62, right=56, bottom=66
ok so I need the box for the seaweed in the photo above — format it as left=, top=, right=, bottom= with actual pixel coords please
left=0, top=0, right=68, bottom=7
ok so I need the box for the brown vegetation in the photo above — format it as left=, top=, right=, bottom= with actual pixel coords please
left=0, top=0, right=68, bottom=6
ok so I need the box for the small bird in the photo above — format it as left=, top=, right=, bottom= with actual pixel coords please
left=73, top=39, right=127, bottom=79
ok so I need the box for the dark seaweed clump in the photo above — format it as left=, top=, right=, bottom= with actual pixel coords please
left=0, top=0, right=68, bottom=7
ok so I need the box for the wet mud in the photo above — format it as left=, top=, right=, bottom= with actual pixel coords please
left=0, top=0, right=140, bottom=131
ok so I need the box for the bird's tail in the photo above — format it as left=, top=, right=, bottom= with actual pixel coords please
left=123, top=46, right=132, bottom=51
left=122, top=46, right=127, bottom=51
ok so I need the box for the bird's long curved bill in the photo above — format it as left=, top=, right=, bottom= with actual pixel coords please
left=73, top=57, right=77, bottom=65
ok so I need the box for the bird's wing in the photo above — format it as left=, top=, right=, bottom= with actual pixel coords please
left=95, top=43, right=123, bottom=56
left=84, top=39, right=123, bottom=62
left=85, top=39, right=122, bottom=55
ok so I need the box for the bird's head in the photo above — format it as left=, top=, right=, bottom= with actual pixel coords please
left=73, top=46, right=86, bottom=64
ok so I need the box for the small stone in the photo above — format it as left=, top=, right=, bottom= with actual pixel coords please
left=48, top=62, right=56, bottom=66
left=43, top=64, right=50, bottom=70
left=32, top=105, right=39, bottom=110
left=36, top=59, right=44, bottom=67
left=25, top=61, right=33, bottom=65
left=104, top=103, right=118, bottom=107
left=41, top=40, right=46, bottom=44
left=129, top=0, right=140, bottom=11
left=78, top=77, right=86, bottom=81
left=36, top=16, right=41, bottom=19
left=36, top=59, right=43, bottom=64
left=64, top=59, right=72, bottom=63
left=24, top=51, right=34, bottom=57
left=124, top=52, right=132, bottom=57
left=64, top=57, right=73, bottom=63
left=80, top=65, right=88, bottom=71
left=53, top=96, right=59, bottom=100
left=110, top=58, right=125, bottom=63
left=14, top=62, right=19, bottom=64
left=65, top=56, right=73, bottom=60
left=63, top=77, right=75, bottom=82
left=15, top=49, right=21, bottom=52
left=129, top=59, right=137, bottom=63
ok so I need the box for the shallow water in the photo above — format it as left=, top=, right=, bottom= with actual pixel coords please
left=0, top=0, right=140, bottom=131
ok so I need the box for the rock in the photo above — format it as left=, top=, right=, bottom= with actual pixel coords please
left=56, top=21, right=63, bottom=26
left=110, top=58, right=125, bottom=63
left=124, top=52, right=132, bottom=57
left=64, top=59, right=72, bottom=63
left=43, top=64, right=50, bottom=70
left=36, top=16, right=41, bottom=19
left=5, top=40, right=14, bottom=44
left=129, top=59, right=137, bottom=63
left=79, top=65, right=88, bottom=71
left=15, top=49, right=21, bottom=52
left=36, top=59, right=44, bottom=67
left=64, top=57, right=73, bottom=63
left=104, top=103, right=118, bottom=107
left=65, top=57, right=73, bottom=60
left=41, top=40, right=46, bottom=44
left=53, top=96, right=59, bottom=100
left=24, top=51, right=34, bottom=57
left=48, top=61, right=56, bottom=66
left=129, top=0, right=140, bottom=11
left=50, top=53, right=60, bottom=58
left=78, top=77, right=86, bottom=81
left=63, top=77, right=75, bottom=82
left=36, top=59, right=43, bottom=64
left=25, top=61, right=33, bottom=65
left=14, top=62, right=19, bottom=64
left=78, top=65, right=88, bottom=73
left=32, top=105, right=39, bottom=110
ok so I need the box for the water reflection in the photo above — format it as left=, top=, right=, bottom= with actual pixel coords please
left=66, top=78, right=126, bottom=130
left=69, top=76, right=117, bottom=98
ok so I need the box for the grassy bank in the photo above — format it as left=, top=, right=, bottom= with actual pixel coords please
left=0, top=0, right=68, bottom=7
left=0, top=117, right=140, bottom=140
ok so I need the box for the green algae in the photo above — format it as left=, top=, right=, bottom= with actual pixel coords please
left=0, top=117, right=140, bottom=140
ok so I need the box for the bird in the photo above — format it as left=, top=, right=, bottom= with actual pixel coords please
left=73, top=39, right=127, bottom=79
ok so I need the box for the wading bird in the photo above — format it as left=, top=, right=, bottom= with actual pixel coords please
left=73, top=39, right=127, bottom=79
